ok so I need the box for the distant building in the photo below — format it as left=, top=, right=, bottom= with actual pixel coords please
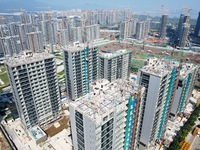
left=0, top=24, right=9, bottom=37
left=71, top=27, right=82, bottom=43
left=136, top=58, right=179, bottom=149
left=170, top=63, right=198, bottom=117
left=120, top=18, right=136, bottom=39
left=83, top=9, right=132, bottom=26
left=136, top=21, right=146, bottom=40
left=20, top=13, right=36, bottom=24
left=194, top=12, right=200, bottom=37
left=159, top=14, right=168, bottom=40
left=85, top=24, right=100, bottom=42
left=177, top=14, right=190, bottom=37
left=17, top=23, right=35, bottom=50
left=8, top=22, right=19, bottom=36
left=0, top=36, right=22, bottom=56
left=98, top=49, right=132, bottom=82
left=63, top=44, right=99, bottom=100
left=26, top=32, right=44, bottom=52
left=69, top=79, right=145, bottom=150
left=60, top=29, right=71, bottom=47
left=5, top=51, right=61, bottom=128
left=40, top=20, right=58, bottom=46
left=178, top=23, right=190, bottom=48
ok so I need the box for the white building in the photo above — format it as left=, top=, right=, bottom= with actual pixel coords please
left=99, top=49, right=132, bottom=82
left=71, top=26, right=82, bottom=43
left=5, top=51, right=62, bottom=128
left=85, top=24, right=100, bottom=42
left=0, top=35, right=22, bottom=56
left=69, top=79, right=144, bottom=150
left=60, top=28, right=71, bottom=47
left=136, top=58, right=179, bottom=149
left=26, top=31, right=44, bottom=52
left=170, top=63, right=198, bottom=117
left=63, top=43, right=99, bottom=100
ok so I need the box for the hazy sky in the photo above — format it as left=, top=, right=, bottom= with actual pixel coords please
left=0, top=0, right=199, bottom=18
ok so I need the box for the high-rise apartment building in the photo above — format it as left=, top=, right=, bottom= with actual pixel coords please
left=41, top=20, right=58, bottom=46
left=98, top=49, right=132, bottom=82
left=136, top=21, right=147, bottom=40
left=69, top=79, right=144, bottom=150
left=17, top=23, right=35, bottom=50
left=8, top=22, right=19, bottom=36
left=178, top=23, right=190, bottom=48
left=136, top=58, right=179, bottom=149
left=83, top=9, right=132, bottom=26
left=85, top=24, right=100, bottom=42
left=5, top=51, right=61, bottom=128
left=60, top=28, right=71, bottom=47
left=120, top=19, right=135, bottom=39
left=63, top=44, right=99, bottom=100
left=26, top=31, right=44, bottom=52
left=177, top=14, right=190, bottom=37
left=71, top=27, right=82, bottom=43
left=120, top=18, right=138, bottom=39
left=0, top=24, right=9, bottom=37
left=0, top=36, right=22, bottom=56
left=194, top=12, right=200, bottom=37
left=170, top=63, right=198, bottom=117
left=159, top=14, right=168, bottom=40
left=20, top=13, right=36, bottom=24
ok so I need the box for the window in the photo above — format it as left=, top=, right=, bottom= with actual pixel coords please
left=103, top=116, right=108, bottom=122
left=109, top=112, right=114, bottom=118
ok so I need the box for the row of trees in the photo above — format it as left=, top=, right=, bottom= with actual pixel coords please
left=168, top=106, right=200, bottom=150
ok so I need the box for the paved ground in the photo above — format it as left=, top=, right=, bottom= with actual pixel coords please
left=191, top=136, right=200, bottom=150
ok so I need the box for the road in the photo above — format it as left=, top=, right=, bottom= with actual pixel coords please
left=190, top=136, right=200, bottom=150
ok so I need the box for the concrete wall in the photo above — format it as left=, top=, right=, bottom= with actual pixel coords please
left=171, top=86, right=183, bottom=116
left=69, top=105, right=78, bottom=150
left=140, top=75, right=161, bottom=146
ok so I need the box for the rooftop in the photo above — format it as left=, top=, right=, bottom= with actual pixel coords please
left=62, top=43, right=97, bottom=52
left=62, top=39, right=111, bottom=52
left=99, top=49, right=132, bottom=59
left=70, top=79, right=143, bottom=123
left=180, top=63, right=198, bottom=79
left=5, top=50, right=53, bottom=67
left=140, top=58, right=179, bottom=77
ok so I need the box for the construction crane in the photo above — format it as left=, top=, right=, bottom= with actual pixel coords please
left=183, top=7, right=192, bottom=16
left=161, top=5, right=169, bottom=15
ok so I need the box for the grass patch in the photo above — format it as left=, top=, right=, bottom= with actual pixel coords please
left=5, top=113, right=13, bottom=120
left=0, top=72, right=10, bottom=93
left=57, top=70, right=65, bottom=76
left=0, top=67, right=6, bottom=73
left=55, top=56, right=63, bottom=60
left=58, top=77, right=65, bottom=81
left=194, top=85, right=200, bottom=90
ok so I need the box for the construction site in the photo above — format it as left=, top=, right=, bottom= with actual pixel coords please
left=99, top=42, right=200, bottom=72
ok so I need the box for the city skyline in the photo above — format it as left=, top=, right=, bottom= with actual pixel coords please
left=0, top=0, right=200, bottom=18
left=0, top=1, right=200, bottom=149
